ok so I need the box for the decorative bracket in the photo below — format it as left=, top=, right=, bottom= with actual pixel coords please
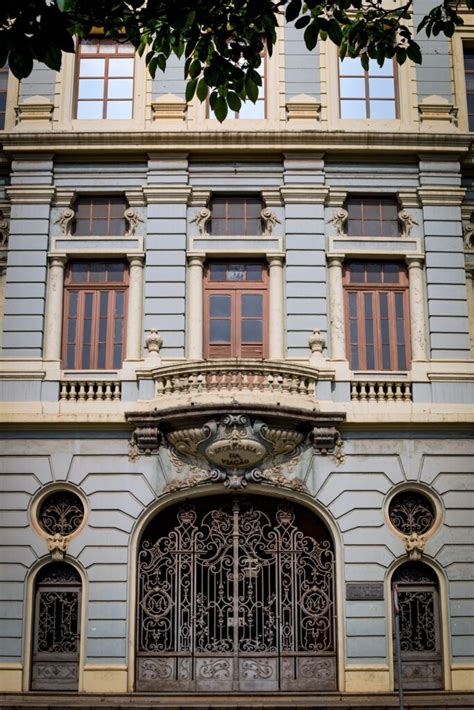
left=261, top=208, right=281, bottom=236
left=124, top=208, right=144, bottom=236
left=190, top=207, right=211, bottom=236
left=47, top=533, right=68, bottom=561
left=398, top=209, right=418, bottom=238
left=404, top=532, right=426, bottom=561
left=327, top=208, right=348, bottom=236
left=54, top=207, right=75, bottom=236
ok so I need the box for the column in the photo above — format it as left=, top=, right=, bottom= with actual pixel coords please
left=327, top=255, right=346, bottom=360
left=125, top=254, right=145, bottom=360
left=187, top=254, right=205, bottom=360
left=44, top=255, right=66, bottom=360
left=268, top=254, right=285, bottom=359
left=407, top=257, right=428, bottom=361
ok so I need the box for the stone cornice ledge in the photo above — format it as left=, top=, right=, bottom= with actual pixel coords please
left=0, top=130, right=472, bottom=155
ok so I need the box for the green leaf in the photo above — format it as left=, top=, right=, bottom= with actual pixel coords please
left=286, top=0, right=302, bottom=23
left=188, top=58, right=201, bottom=79
left=295, top=15, right=310, bottom=29
left=213, top=96, right=228, bottom=123
left=227, top=91, right=241, bottom=112
left=304, top=23, right=319, bottom=51
left=185, top=77, right=198, bottom=102
left=328, top=20, right=343, bottom=46
left=9, top=48, right=34, bottom=79
left=43, top=44, right=62, bottom=71
left=245, top=76, right=258, bottom=103
left=196, top=77, right=208, bottom=102
left=406, top=43, right=422, bottom=64
left=360, top=53, right=369, bottom=71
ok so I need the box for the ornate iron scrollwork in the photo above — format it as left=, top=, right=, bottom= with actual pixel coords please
left=389, top=491, right=435, bottom=536
left=38, top=491, right=84, bottom=537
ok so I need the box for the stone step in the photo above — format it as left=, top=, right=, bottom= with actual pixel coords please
left=1, top=692, right=474, bottom=710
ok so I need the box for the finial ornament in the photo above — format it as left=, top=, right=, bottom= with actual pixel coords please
left=328, top=208, right=348, bottom=236
left=309, top=328, right=325, bottom=366
left=54, top=207, right=75, bottom=236
left=260, top=207, right=281, bottom=236
left=398, top=209, right=418, bottom=238
left=190, top=207, right=211, bottom=236
left=124, top=208, right=144, bottom=236
left=145, top=329, right=163, bottom=364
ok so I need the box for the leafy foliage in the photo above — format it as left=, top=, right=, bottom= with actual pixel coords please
left=0, top=0, right=472, bottom=121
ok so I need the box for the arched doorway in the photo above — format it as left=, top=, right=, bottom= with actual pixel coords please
left=31, top=562, right=81, bottom=690
left=136, top=495, right=337, bottom=692
left=392, top=561, right=444, bottom=690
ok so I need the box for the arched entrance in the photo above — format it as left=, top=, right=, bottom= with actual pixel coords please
left=31, top=562, right=81, bottom=691
left=136, top=494, right=337, bottom=692
left=392, top=561, right=444, bottom=690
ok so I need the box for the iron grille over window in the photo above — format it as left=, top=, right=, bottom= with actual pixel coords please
left=204, top=262, right=268, bottom=358
left=389, top=490, right=435, bottom=536
left=210, top=195, right=262, bottom=236
left=464, top=46, right=474, bottom=131
left=38, top=491, right=84, bottom=537
left=0, top=65, right=8, bottom=129
left=343, top=261, right=410, bottom=370
left=339, top=57, right=398, bottom=119
left=72, top=196, right=127, bottom=236
left=62, top=260, right=128, bottom=369
left=75, top=39, right=135, bottom=120
left=346, top=196, right=399, bottom=237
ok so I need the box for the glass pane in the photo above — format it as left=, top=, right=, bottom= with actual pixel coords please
left=238, top=99, right=265, bottom=119
left=227, top=199, right=244, bottom=218
left=78, top=79, right=104, bottom=99
left=366, top=262, right=382, bottom=283
left=209, top=217, right=226, bottom=235
left=363, top=201, right=381, bottom=220
left=380, top=293, right=390, bottom=369
left=108, top=78, right=134, bottom=99
left=364, top=293, right=374, bottom=369
left=67, top=345, right=76, bottom=369
left=227, top=265, right=246, bottom=281
left=117, top=43, right=134, bottom=54
left=369, top=78, right=395, bottom=99
left=242, top=319, right=263, bottom=342
left=349, top=291, right=358, bottom=318
left=347, top=199, right=362, bottom=218
left=241, top=294, right=262, bottom=317
left=209, top=264, right=226, bottom=281
left=90, top=262, right=106, bottom=282
left=245, top=217, right=261, bottom=235
left=82, top=293, right=93, bottom=368
left=340, top=78, right=366, bottom=98
left=464, top=49, right=474, bottom=70
left=109, top=58, right=134, bottom=77
left=348, top=219, right=362, bottom=235
left=351, top=346, right=359, bottom=370
left=211, top=198, right=226, bottom=217
left=339, top=57, right=365, bottom=76
left=349, top=263, right=365, bottom=283
left=383, top=263, right=400, bottom=283
left=100, top=291, right=109, bottom=317
left=114, top=316, right=123, bottom=341
left=370, top=100, right=396, bottom=119
left=68, top=291, right=78, bottom=318
left=108, top=262, right=126, bottom=281
left=341, top=100, right=367, bottom=119
left=228, top=218, right=244, bottom=235
left=395, top=291, right=405, bottom=319
left=245, top=264, right=263, bottom=281
left=106, top=101, right=133, bottom=119
left=98, top=43, right=115, bottom=55
left=76, top=101, right=103, bottom=119
left=79, top=58, right=105, bottom=77
left=108, top=217, right=125, bottom=235
left=350, top=318, right=358, bottom=341
left=79, top=42, right=99, bottom=54
left=245, top=199, right=262, bottom=218
left=113, top=344, right=122, bottom=368
left=210, top=295, right=231, bottom=317
left=368, top=59, right=394, bottom=77
left=210, top=319, right=231, bottom=342
left=115, top=291, right=124, bottom=317
left=70, top=263, right=88, bottom=283
left=397, top=345, right=406, bottom=370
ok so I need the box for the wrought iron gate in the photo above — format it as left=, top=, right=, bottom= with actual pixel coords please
left=393, top=562, right=443, bottom=690
left=31, top=562, right=81, bottom=690
left=136, top=496, right=336, bottom=692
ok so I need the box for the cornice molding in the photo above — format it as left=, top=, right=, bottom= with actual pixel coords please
left=417, top=187, right=466, bottom=206
left=6, top=186, right=55, bottom=204
left=143, top=185, right=192, bottom=204
left=280, top=186, right=329, bottom=204
left=1, top=130, right=472, bottom=156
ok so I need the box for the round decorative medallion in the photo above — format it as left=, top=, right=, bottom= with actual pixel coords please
left=38, top=490, right=85, bottom=537
left=388, top=490, right=435, bottom=536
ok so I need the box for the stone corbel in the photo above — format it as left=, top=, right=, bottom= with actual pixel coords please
left=15, top=95, right=54, bottom=128
left=418, top=95, right=458, bottom=128
left=0, top=210, right=9, bottom=248
left=151, top=93, right=187, bottom=121
left=464, top=220, right=474, bottom=250
left=398, top=209, right=418, bottom=238
left=189, top=207, right=211, bottom=236
left=327, top=208, right=348, bottom=237
left=404, top=532, right=426, bottom=561
left=285, top=94, right=321, bottom=122
left=134, top=426, right=162, bottom=454
left=310, top=426, right=339, bottom=454
left=124, top=208, right=144, bottom=236
left=54, top=207, right=75, bottom=236
left=308, top=329, right=325, bottom=367
left=261, top=208, right=281, bottom=236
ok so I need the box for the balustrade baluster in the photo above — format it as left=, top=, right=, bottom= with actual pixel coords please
left=77, top=382, right=86, bottom=401
left=60, top=383, right=68, bottom=400
left=112, top=383, right=121, bottom=400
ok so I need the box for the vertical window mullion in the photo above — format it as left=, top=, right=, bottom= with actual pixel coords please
left=373, top=290, right=383, bottom=370
left=357, top=290, right=367, bottom=369
left=234, top=290, right=240, bottom=358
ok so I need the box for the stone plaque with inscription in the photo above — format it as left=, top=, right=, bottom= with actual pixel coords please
left=346, top=582, right=384, bottom=601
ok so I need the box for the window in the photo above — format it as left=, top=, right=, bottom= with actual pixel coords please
left=75, top=39, right=135, bottom=119
left=0, top=65, right=8, bottom=129
left=210, top=195, right=262, bottom=236
left=209, top=57, right=265, bottom=119
left=339, top=57, right=397, bottom=119
left=346, top=196, right=399, bottom=237
left=62, top=260, right=128, bottom=369
left=204, top=262, right=268, bottom=358
left=72, top=196, right=127, bottom=236
left=344, top=261, right=410, bottom=370
left=464, top=46, right=474, bottom=130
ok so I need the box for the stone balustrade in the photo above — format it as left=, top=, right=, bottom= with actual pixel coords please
left=152, top=360, right=318, bottom=399
left=60, top=381, right=121, bottom=401
left=351, top=381, right=412, bottom=403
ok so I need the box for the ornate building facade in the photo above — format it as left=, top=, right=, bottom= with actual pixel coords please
left=0, top=5, right=473, bottom=707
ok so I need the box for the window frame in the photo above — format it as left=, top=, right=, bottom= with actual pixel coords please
left=463, top=43, right=474, bottom=131
left=338, top=56, right=399, bottom=120
left=72, top=195, right=128, bottom=237
left=0, top=65, right=9, bottom=130
left=209, top=195, right=263, bottom=236
left=62, top=260, right=129, bottom=370
left=203, top=261, right=269, bottom=359
left=346, top=195, right=400, bottom=238
left=73, top=38, right=135, bottom=120
left=343, top=260, right=411, bottom=371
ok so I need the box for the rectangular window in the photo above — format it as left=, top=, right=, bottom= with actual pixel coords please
left=339, top=57, right=397, bottom=119
left=209, top=56, right=265, bottom=119
left=464, top=46, right=474, bottom=131
left=204, top=262, right=268, bottom=358
left=0, top=65, right=8, bottom=129
left=346, top=196, right=399, bottom=237
left=210, top=195, right=262, bottom=236
left=72, top=196, right=127, bottom=236
left=62, top=260, right=128, bottom=369
left=343, top=261, right=410, bottom=370
left=75, top=39, right=135, bottom=119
